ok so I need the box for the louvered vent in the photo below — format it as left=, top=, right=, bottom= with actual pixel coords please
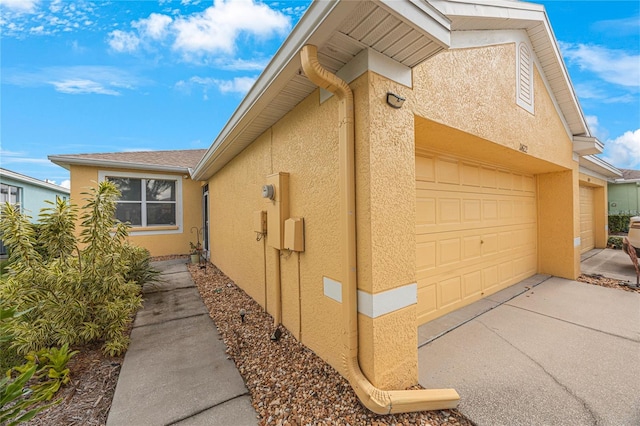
left=517, top=42, right=534, bottom=114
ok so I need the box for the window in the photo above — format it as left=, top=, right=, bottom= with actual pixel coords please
left=98, top=171, right=183, bottom=234
left=0, top=184, right=21, bottom=206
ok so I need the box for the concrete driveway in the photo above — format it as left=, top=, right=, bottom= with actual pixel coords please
left=418, top=250, right=640, bottom=426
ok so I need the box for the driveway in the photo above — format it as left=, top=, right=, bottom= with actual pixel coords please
left=418, top=250, right=640, bottom=425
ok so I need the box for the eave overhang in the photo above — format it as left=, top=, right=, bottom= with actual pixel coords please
left=192, top=0, right=451, bottom=181
left=48, top=155, right=193, bottom=175
left=579, top=155, right=623, bottom=180
left=573, top=136, right=604, bottom=156
left=0, top=168, right=70, bottom=193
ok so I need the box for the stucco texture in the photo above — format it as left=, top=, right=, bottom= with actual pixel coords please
left=69, top=164, right=203, bottom=257
left=408, top=43, right=581, bottom=280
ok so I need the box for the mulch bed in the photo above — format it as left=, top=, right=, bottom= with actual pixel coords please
left=577, top=274, right=640, bottom=294
left=188, top=263, right=472, bottom=426
left=23, top=342, right=123, bottom=426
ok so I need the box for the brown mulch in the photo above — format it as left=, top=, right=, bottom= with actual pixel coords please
left=23, top=343, right=123, bottom=426
left=188, top=263, right=472, bottom=426
left=577, top=274, right=640, bottom=293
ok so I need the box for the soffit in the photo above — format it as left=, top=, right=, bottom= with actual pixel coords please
left=193, top=0, right=451, bottom=180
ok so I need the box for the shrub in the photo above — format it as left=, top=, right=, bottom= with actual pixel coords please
left=607, top=236, right=624, bottom=250
left=608, top=212, right=640, bottom=234
left=0, top=181, right=149, bottom=356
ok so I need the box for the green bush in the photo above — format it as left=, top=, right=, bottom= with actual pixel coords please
left=607, top=236, right=624, bottom=250
left=608, top=212, right=640, bottom=234
left=0, top=181, right=150, bottom=356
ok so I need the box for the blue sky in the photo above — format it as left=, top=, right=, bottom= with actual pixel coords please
left=1, top=0, right=638, bottom=188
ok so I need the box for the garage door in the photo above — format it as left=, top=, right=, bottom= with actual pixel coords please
left=416, top=151, right=538, bottom=325
left=579, top=185, right=595, bottom=254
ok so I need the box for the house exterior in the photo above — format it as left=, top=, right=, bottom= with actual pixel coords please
left=49, top=0, right=623, bottom=413
left=49, top=150, right=207, bottom=257
left=608, top=169, right=640, bottom=215
left=0, top=168, right=70, bottom=219
left=1, top=168, right=71, bottom=255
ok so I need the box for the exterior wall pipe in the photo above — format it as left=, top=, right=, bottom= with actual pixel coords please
left=300, top=44, right=460, bottom=414
left=273, top=247, right=282, bottom=327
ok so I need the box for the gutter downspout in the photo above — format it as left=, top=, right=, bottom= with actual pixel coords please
left=300, top=45, right=459, bottom=414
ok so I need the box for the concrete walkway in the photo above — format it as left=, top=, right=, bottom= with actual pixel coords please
left=418, top=249, right=640, bottom=425
left=107, top=259, right=257, bottom=426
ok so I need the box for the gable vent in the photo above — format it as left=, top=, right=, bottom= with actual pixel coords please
left=516, top=42, right=534, bottom=114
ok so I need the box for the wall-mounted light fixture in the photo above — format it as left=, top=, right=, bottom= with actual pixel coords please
left=386, top=92, right=405, bottom=109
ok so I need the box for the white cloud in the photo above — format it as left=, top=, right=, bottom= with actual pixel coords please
left=176, top=75, right=256, bottom=98
left=133, top=13, right=172, bottom=40
left=60, top=180, right=71, bottom=189
left=592, top=16, right=640, bottom=37
left=107, top=29, right=141, bottom=52
left=0, top=0, right=39, bottom=13
left=602, top=129, right=640, bottom=169
left=172, top=0, right=290, bottom=56
left=216, top=76, right=255, bottom=94
left=560, top=42, right=640, bottom=88
left=50, top=79, right=121, bottom=95
left=4, top=66, right=142, bottom=95
left=585, top=115, right=603, bottom=140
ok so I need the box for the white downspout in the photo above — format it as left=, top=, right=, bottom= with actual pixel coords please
left=300, top=44, right=459, bottom=414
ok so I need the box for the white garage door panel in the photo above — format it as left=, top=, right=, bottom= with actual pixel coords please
left=416, top=151, right=538, bottom=324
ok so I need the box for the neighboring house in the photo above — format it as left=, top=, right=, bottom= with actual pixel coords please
left=0, top=168, right=71, bottom=255
left=49, top=150, right=207, bottom=258
left=48, top=0, right=623, bottom=413
left=608, top=169, right=640, bottom=215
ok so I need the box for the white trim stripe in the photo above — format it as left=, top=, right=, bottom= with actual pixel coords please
left=358, top=283, right=417, bottom=318
left=323, top=277, right=342, bottom=303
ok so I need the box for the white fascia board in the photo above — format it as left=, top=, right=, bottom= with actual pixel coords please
left=430, top=0, right=544, bottom=17
left=0, top=168, right=70, bottom=193
left=580, top=155, right=623, bottom=179
left=48, top=156, right=190, bottom=174
left=320, top=48, right=412, bottom=103
left=377, top=0, right=451, bottom=48
left=192, top=1, right=360, bottom=181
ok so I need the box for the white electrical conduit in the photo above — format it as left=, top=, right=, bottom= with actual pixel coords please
left=300, top=44, right=460, bottom=414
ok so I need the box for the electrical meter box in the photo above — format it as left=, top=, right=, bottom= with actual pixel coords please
left=264, top=172, right=289, bottom=249
left=253, top=210, right=266, bottom=234
left=284, top=217, right=304, bottom=252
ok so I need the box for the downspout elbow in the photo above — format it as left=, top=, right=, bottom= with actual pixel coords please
left=300, top=44, right=459, bottom=414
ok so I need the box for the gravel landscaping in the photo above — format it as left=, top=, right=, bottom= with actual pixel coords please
left=577, top=274, right=640, bottom=293
left=188, top=263, right=471, bottom=426
left=19, top=259, right=637, bottom=425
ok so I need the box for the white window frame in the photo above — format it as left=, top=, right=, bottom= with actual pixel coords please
left=98, top=170, right=183, bottom=236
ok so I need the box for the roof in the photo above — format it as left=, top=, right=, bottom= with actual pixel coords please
left=192, top=0, right=600, bottom=181
left=0, top=168, right=70, bottom=194
left=49, top=149, right=207, bottom=174
left=618, top=169, right=640, bottom=182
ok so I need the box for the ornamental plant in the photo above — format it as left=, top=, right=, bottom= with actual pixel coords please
left=0, top=181, right=149, bottom=356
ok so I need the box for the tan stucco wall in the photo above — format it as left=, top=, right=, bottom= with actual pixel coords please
left=69, top=164, right=203, bottom=257
left=208, top=70, right=420, bottom=389
left=409, top=43, right=581, bottom=280
left=208, top=91, right=347, bottom=375
left=205, top=41, right=590, bottom=389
